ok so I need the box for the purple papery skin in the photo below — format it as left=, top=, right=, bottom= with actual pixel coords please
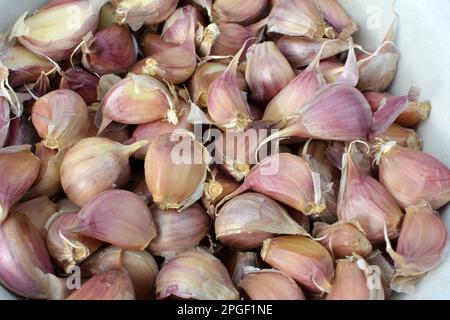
left=369, top=95, right=408, bottom=141
left=290, top=84, right=373, bottom=141
left=0, top=98, right=10, bottom=148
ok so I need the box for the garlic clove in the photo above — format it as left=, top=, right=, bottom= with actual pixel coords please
left=224, top=251, right=260, bottom=287
left=369, top=95, right=408, bottom=141
left=314, top=0, right=358, bottom=40
left=245, top=41, right=295, bottom=105
left=162, top=5, right=205, bottom=46
left=277, top=36, right=349, bottom=69
left=380, top=124, right=423, bottom=150
left=5, top=114, right=40, bottom=147
left=218, top=153, right=326, bottom=216
left=215, top=193, right=310, bottom=250
left=212, top=0, right=267, bottom=26
left=156, top=247, right=239, bottom=300
left=113, top=0, right=179, bottom=31
left=375, top=140, right=450, bottom=210
left=12, top=0, right=106, bottom=61
left=313, top=220, right=372, bottom=258
left=0, top=212, right=68, bottom=299
left=1, top=42, right=54, bottom=88
left=239, top=268, right=306, bottom=300
left=338, top=142, right=404, bottom=243
left=81, top=245, right=159, bottom=300
left=46, top=212, right=103, bottom=274
left=147, top=203, right=211, bottom=258
left=206, top=42, right=253, bottom=131
left=268, top=0, right=325, bottom=38
left=82, top=24, right=137, bottom=75
left=0, top=98, right=10, bottom=148
left=98, top=2, right=116, bottom=30
left=385, top=201, right=448, bottom=294
left=32, top=89, right=90, bottom=150
left=11, top=196, right=57, bottom=236
left=68, top=190, right=157, bottom=250
left=142, top=32, right=179, bottom=56
left=60, top=137, right=148, bottom=207
left=0, top=145, right=41, bottom=223
left=202, top=167, right=240, bottom=218
left=59, top=68, right=100, bottom=105
left=145, top=131, right=211, bottom=210
left=261, top=235, right=334, bottom=294
left=327, top=256, right=384, bottom=300
left=131, top=100, right=193, bottom=160
left=98, top=75, right=179, bottom=133
left=66, top=269, right=135, bottom=300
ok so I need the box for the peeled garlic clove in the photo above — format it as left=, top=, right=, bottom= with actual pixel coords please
left=207, top=44, right=253, bottom=131
left=69, top=190, right=157, bottom=250
left=225, top=251, right=260, bottom=287
left=0, top=145, right=40, bottom=223
left=67, top=269, right=135, bottom=300
left=156, top=247, right=239, bottom=300
left=131, top=100, right=193, bottom=160
left=82, top=24, right=137, bottom=75
left=375, top=140, right=450, bottom=210
left=338, top=142, right=403, bottom=243
left=12, top=196, right=57, bottom=236
left=113, top=0, right=179, bottom=31
left=147, top=203, right=211, bottom=258
left=385, top=202, right=448, bottom=294
left=32, top=89, right=90, bottom=150
left=216, top=193, right=309, bottom=250
left=219, top=154, right=326, bottom=216
left=0, top=213, right=67, bottom=299
left=1, top=42, right=54, bottom=88
left=314, top=0, right=358, bottom=40
left=188, top=62, right=246, bottom=108
left=6, top=114, right=40, bottom=147
left=381, top=124, right=422, bottom=150
left=277, top=36, right=349, bottom=69
left=0, top=98, right=9, bottom=148
left=98, top=75, right=179, bottom=133
left=261, top=236, right=334, bottom=293
left=59, top=68, right=99, bottom=105
left=268, top=0, right=325, bottom=38
left=239, top=268, right=306, bottom=300
left=145, top=131, right=211, bottom=210
left=313, top=221, right=372, bottom=258
left=162, top=5, right=204, bottom=45
left=46, top=212, right=103, bottom=273
left=212, top=0, right=267, bottom=26
left=12, top=0, right=106, bottom=61
left=327, top=256, right=384, bottom=300
left=81, top=245, right=159, bottom=300
left=60, top=137, right=148, bottom=207
left=202, top=167, right=240, bottom=218
left=245, top=42, right=295, bottom=105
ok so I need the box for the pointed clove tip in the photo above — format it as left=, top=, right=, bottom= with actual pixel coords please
left=97, top=116, right=113, bottom=136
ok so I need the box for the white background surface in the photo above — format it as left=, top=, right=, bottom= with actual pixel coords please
left=0, top=0, right=449, bottom=300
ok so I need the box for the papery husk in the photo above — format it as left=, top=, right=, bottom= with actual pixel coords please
left=66, top=269, right=135, bottom=300
left=0, top=145, right=41, bottom=223
left=261, top=235, right=334, bottom=293
left=215, top=193, right=310, bottom=250
left=113, top=0, right=179, bottom=31
left=68, top=190, right=157, bottom=250
left=245, top=41, right=295, bottom=105
left=326, top=255, right=384, bottom=300
left=313, top=220, right=372, bottom=258
left=366, top=250, right=395, bottom=299
left=59, top=67, right=99, bottom=105
left=144, top=131, right=211, bottom=210
left=212, top=0, right=268, bottom=26
left=60, top=137, right=149, bottom=206
left=11, top=0, right=107, bottom=61
left=385, top=202, right=448, bottom=294
left=314, top=0, right=358, bottom=40
left=239, top=267, right=306, bottom=300
left=11, top=196, right=57, bottom=236
left=374, top=140, right=450, bottom=210
left=0, top=97, right=9, bottom=148
left=380, top=123, right=422, bottom=150
left=0, top=212, right=68, bottom=299
left=0, top=60, right=27, bottom=117
left=337, top=141, right=403, bottom=243
left=81, top=245, right=159, bottom=300
left=46, top=212, right=103, bottom=274
left=319, top=57, right=344, bottom=83
left=217, top=153, right=326, bottom=216
left=277, top=36, right=349, bottom=69
left=155, top=247, right=239, bottom=300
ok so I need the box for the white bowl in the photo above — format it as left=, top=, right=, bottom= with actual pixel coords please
left=0, top=0, right=449, bottom=300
